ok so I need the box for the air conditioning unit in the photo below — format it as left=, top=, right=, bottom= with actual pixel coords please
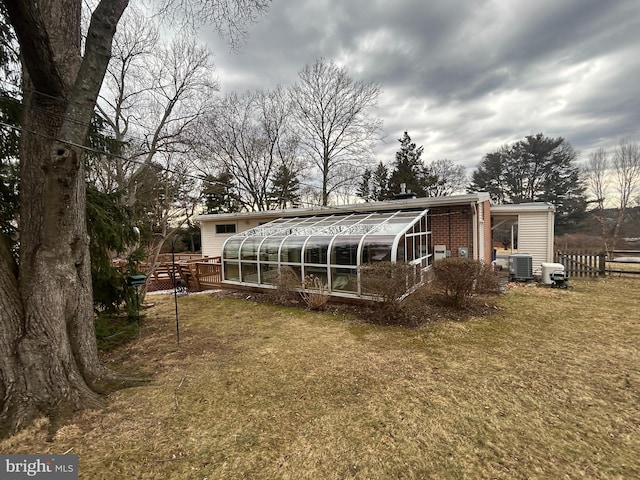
left=509, top=254, right=533, bottom=281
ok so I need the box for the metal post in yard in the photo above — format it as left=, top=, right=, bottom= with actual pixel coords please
left=172, top=234, right=180, bottom=346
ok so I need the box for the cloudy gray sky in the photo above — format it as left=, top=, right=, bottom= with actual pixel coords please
left=202, top=0, right=640, bottom=172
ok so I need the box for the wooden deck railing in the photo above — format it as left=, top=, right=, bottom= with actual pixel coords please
left=193, top=261, right=222, bottom=289
left=144, top=256, right=222, bottom=292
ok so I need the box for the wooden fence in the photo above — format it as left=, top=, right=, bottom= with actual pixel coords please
left=606, top=250, right=640, bottom=275
left=556, top=250, right=640, bottom=277
left=556, top=251, right=606, bottom=277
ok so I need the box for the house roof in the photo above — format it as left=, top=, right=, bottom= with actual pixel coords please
left=490, top=202, right=556, bottom=215
left=195, top=192, right=492, bottom=223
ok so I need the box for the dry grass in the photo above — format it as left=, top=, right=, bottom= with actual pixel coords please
left=2, top=278, right=639, bottom=479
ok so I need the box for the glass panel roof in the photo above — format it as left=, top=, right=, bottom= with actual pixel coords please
left=232, top=210, right=428, bottom=239
left=221, top=208, right=432, bottom=297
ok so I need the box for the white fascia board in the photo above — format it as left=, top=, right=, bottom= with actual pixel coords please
left=194, top=192, right=492, bottom=224
left=490, top=202, right=556, bottom=214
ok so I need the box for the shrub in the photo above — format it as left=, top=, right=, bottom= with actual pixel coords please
left=269, top=266, right=302, bottom=305
left=358, top=262, right=429, bottom=326
left=301, top=274, right=329, bottom=311
left=360, top=262, right=418, bottom=305
left=431, top=258, right=499, bottom=308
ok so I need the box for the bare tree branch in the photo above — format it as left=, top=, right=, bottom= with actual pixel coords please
left=290, top=58, right=382, bottom=205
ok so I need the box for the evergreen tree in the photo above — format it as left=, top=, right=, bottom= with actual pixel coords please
left=357, top=168, right=372, bottom=202
left=269, top=163, right=301, bottom=209
left=203, top=170, right=241, bottom=213
left=469, top=134, right=587, bottom=232
left=388, top=131, right=435, bottom=197
left=357, top=162, right=391, bottom=202
left=86, top=186, right=141, bottom=313
left=372, top=162, right=391, bottom=201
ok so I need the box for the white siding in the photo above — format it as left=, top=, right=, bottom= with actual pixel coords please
left=200, top=218, right=272, bottom=258
left=517, top=212, right=554, bottom=274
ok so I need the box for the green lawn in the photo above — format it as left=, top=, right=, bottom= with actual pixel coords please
left=2, top=278, right=639, bottom=479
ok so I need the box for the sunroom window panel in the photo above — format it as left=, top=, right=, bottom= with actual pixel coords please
left=241, top=262, right=258, bottom=283
left=304, top=236, right=331, bottom=264
left=304, top=266, right=328, bottom=287
left=259, top=263, right=279, bottom=285
left=223, top=238, right=242, bottom=260
left=372, top=222, right=409, bottom=236
left=396, top=236, right=406, bottom=263
left=260, top=237, right=284, bottom=262
left=406, top=235, right=415, bottom=262
left=240, top=237, right=262, bottom=260
left=419, top=233, right=429, bottom=258
left=284, top=265, right=302, bottom=285
left=362, top=237, right=394, bottom=263
left=280, top=237, right=305, bottom=263
left=331, top=267, right=357, bottom=292
left=330, top=236, right=361, bottom=265
left=224, top=261, right=240, bottom=281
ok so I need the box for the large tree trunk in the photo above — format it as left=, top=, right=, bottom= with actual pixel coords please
left=0, top=0, right=131, bottom=439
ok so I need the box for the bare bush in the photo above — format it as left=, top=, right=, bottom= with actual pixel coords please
left=360, top=262, right=417, bottom=305
left=301, top=275, right=329, bottom=311
left=269, top=266, right=302, bottom=305
left=431, top=258, right=499, bottom=308
left=555, top=233, right=606, bottom=251
left=359, top=262, right=427, bottom=326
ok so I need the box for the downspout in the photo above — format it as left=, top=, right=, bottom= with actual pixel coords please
left=547, top=204, right=555, bottom=262
left=471, top=202, right=478, bottom=260
left=478, top=203, right=485, bottom=262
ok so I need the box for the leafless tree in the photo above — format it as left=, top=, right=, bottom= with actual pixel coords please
left=584, top=147, right=609, bottom=209
left=139, top=154, right=202, bottom=281
left=92, top=11, right=218, bottom=207
left=583, top=147, right=610, bottom=247
left=201, top=86, right=301, bottom=211
left=426, top=159, right=468, bottom=196
left=611, top=140, right=640, bottom=245
left=583, top=141, right=640, bottom=251
left=0, top=0, right=269, bottom=439
left=290, top=58, right=382, bottom=206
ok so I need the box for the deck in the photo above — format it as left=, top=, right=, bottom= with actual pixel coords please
left=142, top=255, right=222, bottom=292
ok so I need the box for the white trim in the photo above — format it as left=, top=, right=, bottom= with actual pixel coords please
left=195, top=193, right=491, bottom=223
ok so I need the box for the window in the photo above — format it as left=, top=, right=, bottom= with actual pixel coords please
left=216, top=224, right=236, bottom=234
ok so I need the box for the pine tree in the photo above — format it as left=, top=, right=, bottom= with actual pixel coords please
left=357, top=162, right=392, bottom=202
left=203, top=170, right=241, bottom=213
left=269, top=163, right=301, bottom=209
left=388, top=131, right=433, bottom=197
left=356, top=168, right=372, bottom=202
left=372, top=162, right=391, bottom=201
left=468, top=134, right=587, bottom=232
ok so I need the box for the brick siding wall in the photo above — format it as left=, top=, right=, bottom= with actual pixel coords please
left=430, top=205, right=474, bottom=258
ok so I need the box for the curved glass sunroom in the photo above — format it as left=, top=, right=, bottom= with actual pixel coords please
left=221, top=209, right=431, bottom=298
